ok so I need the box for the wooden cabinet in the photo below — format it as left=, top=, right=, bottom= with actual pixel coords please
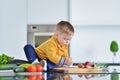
left=28, top=0, right=68, bottom=24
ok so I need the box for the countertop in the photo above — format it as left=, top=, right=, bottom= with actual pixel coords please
left=0, top=65, right=120, bottom=80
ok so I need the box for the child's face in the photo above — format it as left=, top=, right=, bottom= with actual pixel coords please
left=57, top=33, right=73, bottom=46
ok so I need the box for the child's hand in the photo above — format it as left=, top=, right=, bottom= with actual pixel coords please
left=64, top=57, right=72, bottom=66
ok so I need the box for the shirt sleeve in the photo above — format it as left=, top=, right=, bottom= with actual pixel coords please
left=59, top=57, right=66, bottom=65
left=62, top=47, right=68, bottom=58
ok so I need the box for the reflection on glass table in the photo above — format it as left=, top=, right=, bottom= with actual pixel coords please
left=47, top=73, right=109, bottom=80
left=0, top=72, right=120, bottom=80
left=110, top=68, right=119, bottom=80
left=0, top=65, right=120, bottom=80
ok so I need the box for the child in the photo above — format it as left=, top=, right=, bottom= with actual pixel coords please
left=24, top=21, right=74, bottom=71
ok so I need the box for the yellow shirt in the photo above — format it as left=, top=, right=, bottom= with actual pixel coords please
left=35, top=35, right=68, bottom=64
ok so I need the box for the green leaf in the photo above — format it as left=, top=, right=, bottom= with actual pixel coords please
left=0, top=53, right=14, bottom=64
left=110, top=40, right=119, bottom=53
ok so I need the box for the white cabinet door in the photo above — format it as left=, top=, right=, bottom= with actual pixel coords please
left=70, top=0, right=120, bottom=25
left=28, top=0, right=68, bottom=24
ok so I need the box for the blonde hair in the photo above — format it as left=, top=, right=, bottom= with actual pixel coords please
left=55, top=21, right=74, bottom=35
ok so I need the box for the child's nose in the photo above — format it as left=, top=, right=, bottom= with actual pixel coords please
left=66, top=40, right=70, bottom=44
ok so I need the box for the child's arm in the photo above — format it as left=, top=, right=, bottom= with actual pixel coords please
left=64, top=57, right=72, bottom=66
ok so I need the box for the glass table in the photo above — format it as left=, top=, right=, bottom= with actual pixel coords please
left=0, top=64, right=120, bottom=80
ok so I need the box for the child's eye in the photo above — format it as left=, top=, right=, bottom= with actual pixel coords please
left=64, top=38, right=67, bottom=40
left=64, top=38, right=70, bottom=41
left=64, top=38, right=66, bottom=40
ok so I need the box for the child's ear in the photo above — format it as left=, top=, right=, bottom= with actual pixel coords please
left=54, top=32, right=58, bottom=37
left=54, top=32, right=60, bottom=38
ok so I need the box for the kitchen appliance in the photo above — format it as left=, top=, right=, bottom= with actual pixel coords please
left=27, top=24, right=55, bottom=47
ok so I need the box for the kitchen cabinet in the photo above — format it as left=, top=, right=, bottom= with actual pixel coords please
left=70, top=0, right=120, bottom=25
left=27, top=0, right=69, bottom=24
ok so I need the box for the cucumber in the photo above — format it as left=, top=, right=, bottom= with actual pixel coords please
left=13, top=66, right=25, bottom=72
left=0, top=64, right=17, bottom=70
left=0, top=76, right=14, bottom=80
left=14, top=75, right=25, bottom=80
left=0, top=76, right=25, bottom=80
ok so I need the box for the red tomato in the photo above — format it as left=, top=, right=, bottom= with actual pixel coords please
left=26, top=66, right=37, bottom=72
left=27, top=75, right=37, bottom=80
left=36, top=75, right=43, bottom=80
left=36, top=65, right=43, bottom=72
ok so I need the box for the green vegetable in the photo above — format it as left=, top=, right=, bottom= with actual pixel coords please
left=13, top=66, right=26, bottom=72
left=0, top=53, right=14, bottom=64
left=19, top=63, right=34, bottom=68
left=110, top=40, right=119, bottom=55
left=111, top=69, right=119, bottom=80
left=95, top=63, right=109, bottom=68
left=0, top=76, right=25, bottom=80
left=0, top=76, right=14, bottom=80
left=0, top=64, right=17, bottom=70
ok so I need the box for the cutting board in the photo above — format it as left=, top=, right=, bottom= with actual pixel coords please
left=53, top=67, right=104, bottom=73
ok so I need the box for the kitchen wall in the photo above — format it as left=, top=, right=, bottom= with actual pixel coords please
left=0, top=0, right=68, bottom=60
left=70, top=25, right=120, bottom=63
left=0, top=0, right=120, bottom=63
left=70, top=0, right=120, bottom=25
left=27, top=0, right=68, bottom=24
left=0, top=0, right=27, bottom=60
left=69, top=0, right=120, bottom=63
